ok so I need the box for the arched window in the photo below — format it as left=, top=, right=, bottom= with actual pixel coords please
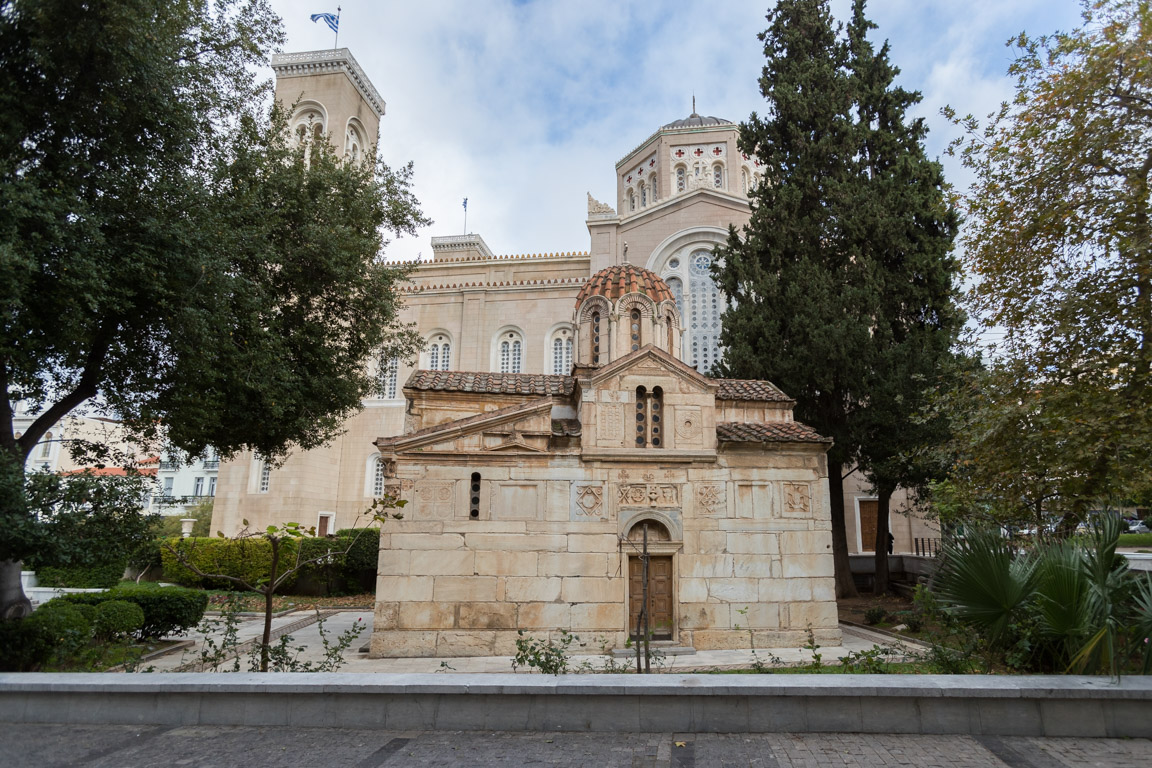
left=40, top=433, right=52, bottom=459
left=666, top=311, right=676, bottom=352
left=345, top=122, right=364, bottom=164
left=666, top=276, right=684, bottom=319
left=688, top=250, right=724, bottom=372
left=426, top=334, right=451, bottom=371
left=630, top=191, right=637, bottom=212
left=377, top=356, right=399, bottom=399
left=713, top=164, right=723, bottom=189
left=651, top=386, right=664, bottom=448
left=499, top=331, right=522, bottom=373
left=551, top=328, right=573, bottom=375
left=741, top=168, right=749, bottom=194
left=630, top=309, right=641, bottom=352
left=592, top=312, right=602, bottom=364
left=676, top=166, right=686, bottom=192
left=651, top=174, right=658, bottom=202
left=635, top=386, right=648, bottom=448
left=640, top=183, right=647, bottom=207
left=372, top=456, right=386, bottom=497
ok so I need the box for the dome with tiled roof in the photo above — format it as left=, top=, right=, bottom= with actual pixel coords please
left=575, top=263, right=675, bottom=307
left=662, top=112, right=733, bottom=130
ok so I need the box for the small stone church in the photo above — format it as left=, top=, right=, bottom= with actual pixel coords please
left=212, top=48, right=845, bottom=657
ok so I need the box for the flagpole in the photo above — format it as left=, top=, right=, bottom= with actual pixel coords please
left=334, top=6, right=341, bottom=49
left=463, top=198, right=468, bottom=234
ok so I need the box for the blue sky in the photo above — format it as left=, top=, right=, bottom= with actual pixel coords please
left=270, top=0, right=1085, bottom=263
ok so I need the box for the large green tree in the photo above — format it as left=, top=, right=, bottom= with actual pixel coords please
left=0, top=0, right=426, bottom=617
left=714, top=0, right=961, bottom=596
left=946, top=0, right=1152, bottom=516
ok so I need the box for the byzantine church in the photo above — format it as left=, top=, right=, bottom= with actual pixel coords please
left=212, top=48, right=862, bottom=657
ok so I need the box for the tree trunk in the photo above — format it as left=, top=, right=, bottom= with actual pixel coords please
left=827, top=461, right=858, bottom=598
left=873, top=486, right=892, bottom=595
left=261, top=539, right=280, bottom=672
left=0, top=560, right=32, bottom=619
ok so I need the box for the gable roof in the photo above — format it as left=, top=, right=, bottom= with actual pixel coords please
left=716, top=421, right=831, bottom=444
left=714, top=379, right=793, bottom=403
left=405, top=370, right=576, bottom=397
left=589, top=344, right=717, bottom=390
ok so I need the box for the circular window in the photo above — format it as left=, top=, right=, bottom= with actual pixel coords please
left=690, top=252, right=712, bottom=276
left=668, top=258, right=680, bottom=269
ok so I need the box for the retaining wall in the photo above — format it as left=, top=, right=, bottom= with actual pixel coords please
left=1, top=673, right=1149, bottom=736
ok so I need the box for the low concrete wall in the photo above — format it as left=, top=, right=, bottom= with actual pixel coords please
left=2, top=674, right=1149, bottom=736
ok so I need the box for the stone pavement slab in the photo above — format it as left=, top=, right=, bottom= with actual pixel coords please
left=1, top=725, right=1148, bottom=768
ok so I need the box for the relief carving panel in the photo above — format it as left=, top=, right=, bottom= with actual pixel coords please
left=413, top=480, right=455, bottom=520
left=675, top=407, right=703, bottom=448
left=695, top=482, right=726, bottom=516
left=615, top=483, right=680, bottom=508
left=599, top=403, right=624, bottom=446
left=570, top=482, right=609, bottom=522
left=782, top=482, right=811, bottom=518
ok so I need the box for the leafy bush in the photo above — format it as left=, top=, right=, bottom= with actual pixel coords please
left=28, top=601, right=92, bottom=663
left=512, top=629, right=581, bottom=675
left=36, top=560, right=126, bottom=588
left=0, top=616, right=57, bottom=671
left=161, top=536, right=295, bottom=590
left=93, top=600, right=145, bottom=639
left=61, top=585, right=208, bottom=638
left=293, top=528, right=380, bottom=594
left=863, top=606, right=887, bottom=626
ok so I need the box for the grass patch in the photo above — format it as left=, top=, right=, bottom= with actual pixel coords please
left=1118, top=533, right=1152, bottom=547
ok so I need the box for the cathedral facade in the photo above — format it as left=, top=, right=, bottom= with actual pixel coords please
left=211, top=48, right=925, bottom=656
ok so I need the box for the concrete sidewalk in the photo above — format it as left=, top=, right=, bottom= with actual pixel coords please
left=150, top=609, right=923, bottom=674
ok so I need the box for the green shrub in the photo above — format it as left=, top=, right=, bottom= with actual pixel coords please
left=61, top=585, right=208, bottom=638
left=71, top=603, right=97, bottom=624
left=0, top=617, right=55, bottom=671
left=36, top=560, right=125, bottom=588
left=161, top=536, right=295, bottom=590
left=863, top=606, right=887, bottom=626
left=29, top=602, right=92, bottom=663
left=93, top=600, right=145, bottom=639
left=292, top=529, right=380, bottom=595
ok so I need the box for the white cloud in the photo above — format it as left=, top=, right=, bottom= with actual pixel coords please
left=269, top=0, right=1085, bottom=262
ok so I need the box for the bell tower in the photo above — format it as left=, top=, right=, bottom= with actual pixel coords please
left=270, top=48, right=385, bottom=162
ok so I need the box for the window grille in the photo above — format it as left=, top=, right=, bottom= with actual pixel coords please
left=373, top=457, right=385, bottom=497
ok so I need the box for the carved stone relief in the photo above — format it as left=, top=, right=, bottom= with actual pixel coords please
left=782, top=482, right=811, bottom=518
left=570, top=482, right=608, bottom=522
left=616, top=483, right=680, bottom=508
left=695, top=482, right=726, bottom=516
left=600, top=403, right=624, bottom=445
left=675, top=406, right=703, bottom=447
left=413, top=480, right=455, bottom=520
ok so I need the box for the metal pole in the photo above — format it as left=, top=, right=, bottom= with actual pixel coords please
left=642, top=523, right=650, bottom=674
left=334, top=6, right=341, bottom=49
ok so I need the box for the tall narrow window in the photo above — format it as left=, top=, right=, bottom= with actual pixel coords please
left=650, top=387, right=664, bottom=448
left=429, top=345, right=440, bottom=371
left=372, top=457, right=385, bottom=497
left=630, top=193, right=636, bottom=212
left=640, top=184, right=647, bottom=207
left=666, top=311, right=676, bottom=352
left=676, top=166, right=686, bottom=192
left=713, top=164, right=723, bottom=188
left=470, top=472, right=481, bottom=518
left=635, top=386, right=648, bottom=448
left=193, top=477, right=204, bottom=497
left=385, top=357, right=399, bottom=399
left=259, top=462, right=271, bottom=493
left=592, top=312, right=602, bottom=364
left=688, top=250, right=724, bottom=371
left=163, top=477, right=174, bottom=497
left=208, top=477, right=217, bottom=497
left=630, top=309, right=641, bottom=352
left=552, top=331, right=573, bottom=375
left=651, top=174, right=658, bottom=202
left=40, top=433, right=52, bottom=458
left=427, top=335, right=450, bottom=370
left=498, top=332, right=523, bottom=373
left=741, top=168, right=749, bottom=194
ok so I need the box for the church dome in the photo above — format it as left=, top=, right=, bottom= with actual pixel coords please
left=575, top=264, right=676, bottom=307
left=662, top=112, right=733, bottom=129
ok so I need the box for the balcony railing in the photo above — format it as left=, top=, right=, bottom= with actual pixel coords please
left=159, top=461, right=180, bottom=471
left=203, top=460, right=219, bottom=470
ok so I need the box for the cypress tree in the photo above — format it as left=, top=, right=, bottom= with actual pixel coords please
left=714, top=0, right=961, bottom=597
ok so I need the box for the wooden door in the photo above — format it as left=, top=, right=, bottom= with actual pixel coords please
left=858, top=499, right=878, bottom=552
left=628, top=556, right=674, bottom=640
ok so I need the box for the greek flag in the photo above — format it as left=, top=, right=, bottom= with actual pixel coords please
left=311, top=13, right=339, bottom=33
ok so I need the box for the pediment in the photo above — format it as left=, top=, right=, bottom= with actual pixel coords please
left=590, top=345, right=717, bottom=395
left=484, top=439, right=546, bottom=453
left=378, top=396, right=554, bottom=455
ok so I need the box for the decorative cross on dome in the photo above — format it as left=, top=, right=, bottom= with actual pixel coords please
left=649, top=159, right=655, bottom=167
left=637, top=167, right=643, bottom=175
left=693, top=148, right=704, bottom=157
left=674, top=149, right=685, bottom=158
left=712, top=147, right=723, bottom=156
left=626, top=175, right=632, bottom=182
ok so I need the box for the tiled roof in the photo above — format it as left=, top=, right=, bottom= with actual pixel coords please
left=716, top=421, right=831, bottom=444
left=714, top=379, right=793, bottom=402
left=575, top=264, right=675, bottom=307
left=405, top=370, right=576, bottom=397
left=663, top=113, right=733, bottom=129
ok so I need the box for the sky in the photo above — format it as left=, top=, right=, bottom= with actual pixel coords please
left=268, top=0, right=1086, bottom=264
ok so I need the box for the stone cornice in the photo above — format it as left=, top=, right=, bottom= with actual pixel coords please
left=271, top=48, right=385, bottom=118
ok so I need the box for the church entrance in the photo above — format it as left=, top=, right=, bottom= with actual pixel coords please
left=628, top=555, right=674, bottom=640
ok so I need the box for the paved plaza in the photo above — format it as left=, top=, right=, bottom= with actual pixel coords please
left=2, top=725, right=1149, bottom=767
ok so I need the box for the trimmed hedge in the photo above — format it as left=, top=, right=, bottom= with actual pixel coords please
left=60, top=585, right=207, bottom=638
left=293, top=528, right=380, bottom=595
left=160, top=536, right=297, bottom=590
left=36, top=560, right=125, bottom=589
left=0, top=602, right=93, bottom=671
left=93, top=600, right=144, bottom=639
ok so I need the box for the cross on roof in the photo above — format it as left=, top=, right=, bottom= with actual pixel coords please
left=712, top=147, right=722, bottom=156
left=674, top=149, right=685, bottom=158
left=693, top=148, right=704, bottom=157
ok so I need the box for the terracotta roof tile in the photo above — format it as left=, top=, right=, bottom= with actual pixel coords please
left=716, top=421, right=831, bottom=444
left=714, top=379, right=793, bottom=402
left=575, top=264, right=675, bottom=307
left=405, top=370, right=576, bottom=397
left=378, top=399, right=548, bottom=448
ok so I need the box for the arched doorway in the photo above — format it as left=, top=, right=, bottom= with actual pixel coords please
left=625, top=520, right=674, bottom=640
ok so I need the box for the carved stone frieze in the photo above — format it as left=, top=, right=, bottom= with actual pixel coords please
left=616, top=483, right=680, bottom=508
left=570, top=482, right=608, bottom=521
left=695, top=482, right=726, bottom=516
left=783, top=482, right=811, bottom=518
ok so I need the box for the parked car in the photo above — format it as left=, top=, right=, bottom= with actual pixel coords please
left=1128, top=521, right=1150, bottom=534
